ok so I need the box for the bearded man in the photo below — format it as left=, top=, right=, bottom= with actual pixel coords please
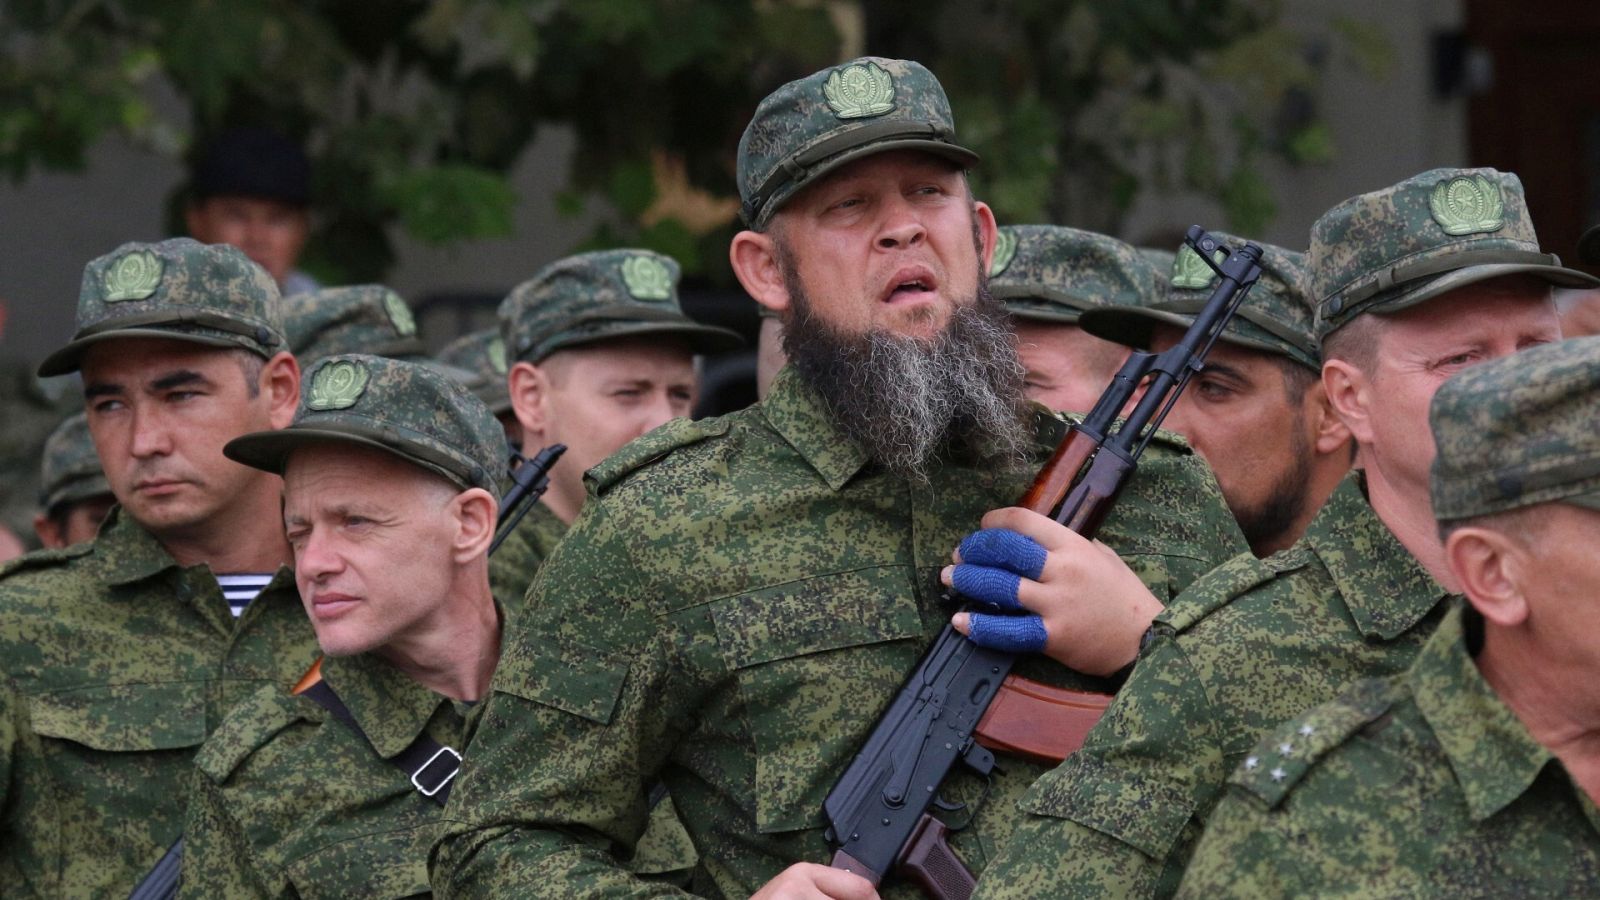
left=429, top=57, right=1247, bottom=899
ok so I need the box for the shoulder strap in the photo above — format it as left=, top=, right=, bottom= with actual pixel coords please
left=292, top=658, right=460, bottom=805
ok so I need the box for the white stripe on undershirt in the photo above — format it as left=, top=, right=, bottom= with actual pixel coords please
left=215, top=573, right=273, bottom=618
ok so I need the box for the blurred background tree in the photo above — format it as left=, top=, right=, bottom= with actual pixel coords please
left=0, top=0, right=1386, bottom=284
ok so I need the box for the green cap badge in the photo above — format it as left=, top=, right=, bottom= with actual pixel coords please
left=383, top=291, right=417, bottom=336
left=1171, top=245, right=1225, bottom=290
left=824, top=62, right=896, bottom=119
left=621, top=255, right=673, bottom=301
left=989, top=228, right=1018, bottom=278
left=487, top=335, right=507, bottom=374
left=102, top=250, right=164, bottom=302
left=306, top=359, right=370, bottom=410
left=1429, top=174, right=1504, bottom=237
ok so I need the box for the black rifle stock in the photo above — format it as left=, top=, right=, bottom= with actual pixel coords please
left=822, top=227, right=1263, bottom=899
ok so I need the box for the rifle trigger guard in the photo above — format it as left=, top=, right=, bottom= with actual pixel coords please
left=932, top=794, right=965, bottom=813
left=960, top=739, right=995, bottom=777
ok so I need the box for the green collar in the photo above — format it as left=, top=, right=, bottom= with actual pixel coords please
left=1410, top=605, right=1565, bottom=822
left=319, top=651, right=463, bottom=759
left=86, top=505, right=295, bottom=595
left=1306, top=474, right=1451, bottom=640
left=760, top=366, right=872, bottom=492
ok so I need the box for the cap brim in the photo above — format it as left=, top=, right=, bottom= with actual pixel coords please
left=1078, top=306, right=1311, bottom=364
left=760, top=139, right=980, bottom=226
left=1374, top=262, right=1600, bottom=318
left=1565, top=491, right=1600, bottom=513
left=38, top=327, right=250, bottom=377
left=224, top=425, right=467, bottom=495
left=543, top=321, right=745, bottom=358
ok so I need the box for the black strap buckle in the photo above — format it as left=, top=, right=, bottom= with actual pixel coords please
left=411, top=745, right=462, bottom=797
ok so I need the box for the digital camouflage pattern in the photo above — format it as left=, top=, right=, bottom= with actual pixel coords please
left=989, top=225, right=1160, bottom=325
left=973, top=474, right=1453, bottom=899
left=1080, top=236, right=1319, bottom=371
left=2, top=677, right=57, bottom=900
left=429, top=365, right=1248, bottom=898
left=1139, top=247, right=1176, bottom=278
left=38, top=237, right=287, bottom=376
left=1309, top=168, right=1597, bottom=341
left=226, top=354, right=507, bottom=501
left=1176, top=605, right=1600, bottom=898
left=283, top=284, right=427, bottom=363
left=0, top=507, right=317, bottom=895
left=0, top=365, right=76, bottom=550
left=1429, top=335, right=1600, bottom=522
left=736, top=57, right=979, bottom=228
left=438, top=327, right=513, bottom=417
left=500, top=249, right=740, bottom=364
left=38, top=411, right=110, bottom=515
left=487, top=499, right=566, bottom=611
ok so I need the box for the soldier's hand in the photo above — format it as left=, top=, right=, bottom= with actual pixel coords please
left=750, top=863, right=880, bottom=899
left=944, top=506, right=1162, bottom=676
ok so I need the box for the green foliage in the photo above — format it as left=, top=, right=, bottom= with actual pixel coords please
left=2, top=0, right=1382, bottom=281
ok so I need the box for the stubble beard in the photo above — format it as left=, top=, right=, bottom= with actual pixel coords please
left=1233, top=419, right=1313, bottom=553
left=780, top=264, right=1033, bottom=483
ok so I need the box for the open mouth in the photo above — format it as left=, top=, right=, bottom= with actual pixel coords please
left=883, top=267, right=939, bottom=304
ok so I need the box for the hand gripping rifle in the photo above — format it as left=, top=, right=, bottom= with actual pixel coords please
left=127, top=444, right=568, bottom=900
left=822, top=228, right=1263, bottom=900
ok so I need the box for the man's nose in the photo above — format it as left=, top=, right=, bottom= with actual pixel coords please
left=876, top=197, right=927, bottom=250
left=128, top=404, right=174, bottom=458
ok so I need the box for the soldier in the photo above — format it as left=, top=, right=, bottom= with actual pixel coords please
left=178, top=355, right=507, bottom=897
left=1177, top=336, right=1600, bottom=897
left=0, top=238, right=319, bottom=895
left=285, top=285, right=429, bottom=364
left=185, top=126, right=319, bottom=295
left=438, top=328, right=521, bottom=451
left=964, top=168, right=1597, bottom=899
left=989, top=225, right=1141, bottom=414
left=1079, top=238, right=1352, bottom=555
left=32, top=412, right=115, bottom=548
left=429, top=57, right=1246, bottom=898
left=490, top=248, right=741, bottom=603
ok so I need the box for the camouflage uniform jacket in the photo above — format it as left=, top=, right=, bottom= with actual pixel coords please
left=487, top=500, right=566, bottom=609
left=2, top=678, right=58, bottom=899
left=1176, top=604, right=1600, bottom=898
left=974, top=473, right=1454, bottom=899
left=429, top=366, right=1248, bottom=898
left=0, top=507, right=318, bottom=896
left=181, top=651, right=474, bottom=898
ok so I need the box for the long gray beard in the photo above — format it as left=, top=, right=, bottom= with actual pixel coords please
left=784, top=285, right=1032, bottom=482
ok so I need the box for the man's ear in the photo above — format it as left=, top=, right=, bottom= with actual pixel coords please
left=1304, top=382, right=1354, bottom=456
left=974, top=201, right=999, bottom=273
left=1320, top=359, right=1375, bottom=447
left=507, top=361, right=551, bottom=441
left=450, top=487, right=497, bottom=563
left=263, top=352, right=301, bottom=429
left=1445, top=526, right=1530, bottom=627
left=730, top=229, right=789, bottom=316
left=33, top=512, right=64, bottom=550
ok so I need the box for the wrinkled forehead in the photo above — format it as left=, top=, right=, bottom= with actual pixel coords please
left=281, top=443, right=453, bottom=509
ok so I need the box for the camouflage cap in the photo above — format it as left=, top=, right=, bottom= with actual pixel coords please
left=438, top=327, right=512, bottom=416
left=284, top=285, right=427, bottom=363
left=987, top=225, right=1160, bottom=326
left=225, top=354, right=505, bottom=501
left=38, top=238, right=286, bottom=377
left=1080, top=235, right=1320, bottom=371
left=1430, top=335, right=1600, bottom=522
left=1310, top=167, right=1598, bottom=341
left=737, top=57, right=979, bottom=228
left=500, top=249, right=742, bottom=364
left=1138, top=247, right=1176, bottom=278
left=38, top=412, right=110, bottom=513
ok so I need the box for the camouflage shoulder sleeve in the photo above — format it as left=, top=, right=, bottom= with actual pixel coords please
left=586, top=415, right=733, bottom=495
left=0, top=544, right=93, bottom=581
left=194, top=685, right=318, bottom=784
left=1226, top=676, right=1399, bottom=808
left=1155, top=545, right=1312, bottom=634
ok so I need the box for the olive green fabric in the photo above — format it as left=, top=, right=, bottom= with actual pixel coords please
left=1309, top=168, right=1596, bottom=341
left=500, top=249, right=741, bottom=364
left=1, top=677, right=57, bottom=900
left=429, top=365, right=1248, bottom=897
left=227, top=354, right=506, bottom=502
left=0, top=508, right=318, bottom=896
left=487, top=499, right=567, bottom=613
left=38, top=412, right=109, bottom=515
left=283, top=285, right=427, bottom=363
left=973, top=475, right=1453, bottom=899
left=438, top=328, right=513, bottom=417
left=39, top=238, right=287, bottom=376
left=1429, top=335, right=1600, bottom=521
left=1080, top=236, right=1319, bottom=371
left=1176, top=605, right=1600, bottom=897
left=736, top=57, right=979, bottom=228
left=989, top=225, right=1160, bottom=325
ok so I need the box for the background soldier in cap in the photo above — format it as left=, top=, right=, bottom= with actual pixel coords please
left=967, top=167, right=1595, bottom=900
left=1079, top=238, right=1351, bottom=555
left=989, top=224, right=1142, bottom=414
left=185, top=126, right=319, bottom=296
left=439, top=328, right=522, bottom=452
left=179, top=355, right=507, bottom=897
left=0, top=238, right=318, bottom=895
left=32, top=412, right=115, bottom=548
left=431, top=57, right=1245, bottom=899
left=1177, top=336, right=1600, bottom=897
left=491, top=248, right=741, bottom=604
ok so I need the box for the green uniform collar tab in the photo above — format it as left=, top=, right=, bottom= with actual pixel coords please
left=760, top=367, right=871, bottom=492
left=320, top=652, right=463, bottom=760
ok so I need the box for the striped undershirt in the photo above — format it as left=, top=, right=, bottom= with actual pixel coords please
left=215, top=573, right=273, bottom=618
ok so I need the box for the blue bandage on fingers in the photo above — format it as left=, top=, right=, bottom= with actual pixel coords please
left=966, top=612, right=1047, bottom=654
left=957, top=529, right=1047, bottom=580
left=950, top=564, right=1024, bottom=611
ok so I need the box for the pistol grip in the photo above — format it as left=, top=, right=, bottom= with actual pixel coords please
left=898, top=814, right=975, bottom=900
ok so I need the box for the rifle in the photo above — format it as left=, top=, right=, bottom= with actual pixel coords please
left=126, top=443, right=569, bottom=900
left=823, top=227, right=1263, bottom=900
